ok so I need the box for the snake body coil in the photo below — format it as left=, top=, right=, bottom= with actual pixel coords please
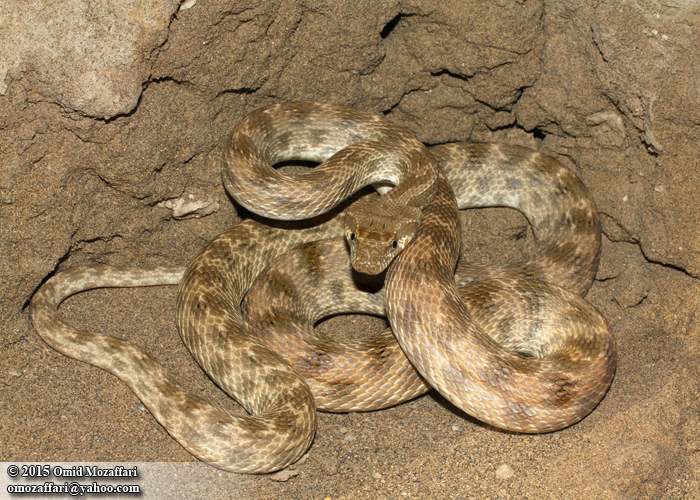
left=31, top=102, right=615, bottom=473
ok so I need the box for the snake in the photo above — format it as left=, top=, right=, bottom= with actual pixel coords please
left=30, top=102, right=616, bottom=474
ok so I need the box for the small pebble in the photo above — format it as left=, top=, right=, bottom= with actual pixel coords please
left=451, top=424, right=462, bottom=431
left=372, top=471, right=383, bottom=479
left=180, top=0, right=197, bottom=10
left=496, top=464, right=514, bottom=479
left=344, top=433, right=356, bottom=442
left=296, top=453, right=309, bottom=466
left=321, top=456, right=339, bottom=476
left=269, top=469, right=299, bottom=482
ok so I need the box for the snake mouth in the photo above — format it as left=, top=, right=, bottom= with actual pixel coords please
left=350, top=259, right=387, bottom=276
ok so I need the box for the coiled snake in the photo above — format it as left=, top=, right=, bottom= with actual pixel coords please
left=30, top=102, right=615, bottom=473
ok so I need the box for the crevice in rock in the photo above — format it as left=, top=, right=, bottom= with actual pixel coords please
left=76, top=234, right=124, bottom=246
left=612, top=291, right=649, bottom=309
left=213, top=85, right=262, bottom=100
left=147, top=76, right=193, bottom=87
left=430, top=68, right=472, bottom=82
left=379, top=88, right=429, bottom=117
left=380, top=99, right=401, bottom=117
left=431, top=59, right=517, bottom=84
left=638, top=244, right=698, bottom=280
left=380, top=13, right=413, bottom=39
left=96, top=90, right=145, bottom=125
left=65, top=234, right=126, bottom=266
left=485, top=118, right=539, bottom=137
left=82, top=168, right=128, bottom=197
left=531, top=127, right=546, bottom=141
left=22, top=245, right=73, bottom=311
left=472, top=84, right=529, bottom=117
left=599, top=212, right=639, bottom=244
left=599, top=215, right=697, bottom=279
left=595, top=275, right=618, bottom=283
left=590, top=27, right=609, bottom=64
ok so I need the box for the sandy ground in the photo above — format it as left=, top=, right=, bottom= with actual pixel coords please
left=4, top=206, right=698, bottom=499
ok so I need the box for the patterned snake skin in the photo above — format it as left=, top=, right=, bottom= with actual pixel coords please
left=30, top=102, right=615, bottom=473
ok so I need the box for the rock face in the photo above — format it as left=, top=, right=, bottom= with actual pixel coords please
left=2, top=1, right=699, bottom=498
left=1, top=0, right=178, bottom=116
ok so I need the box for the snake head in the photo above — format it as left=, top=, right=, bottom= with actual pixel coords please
left=344, top=196, right=421, bottom=275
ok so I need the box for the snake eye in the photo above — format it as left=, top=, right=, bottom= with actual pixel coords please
left=350, top=232, right=356, bottom=242
left=391, top=240, right=398, bottom=250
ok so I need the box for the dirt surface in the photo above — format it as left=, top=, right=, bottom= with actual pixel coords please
left=2, top=0, right=700, bottom=498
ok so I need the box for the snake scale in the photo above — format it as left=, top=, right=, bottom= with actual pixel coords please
left=30, top=102, right=616, bottom=473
